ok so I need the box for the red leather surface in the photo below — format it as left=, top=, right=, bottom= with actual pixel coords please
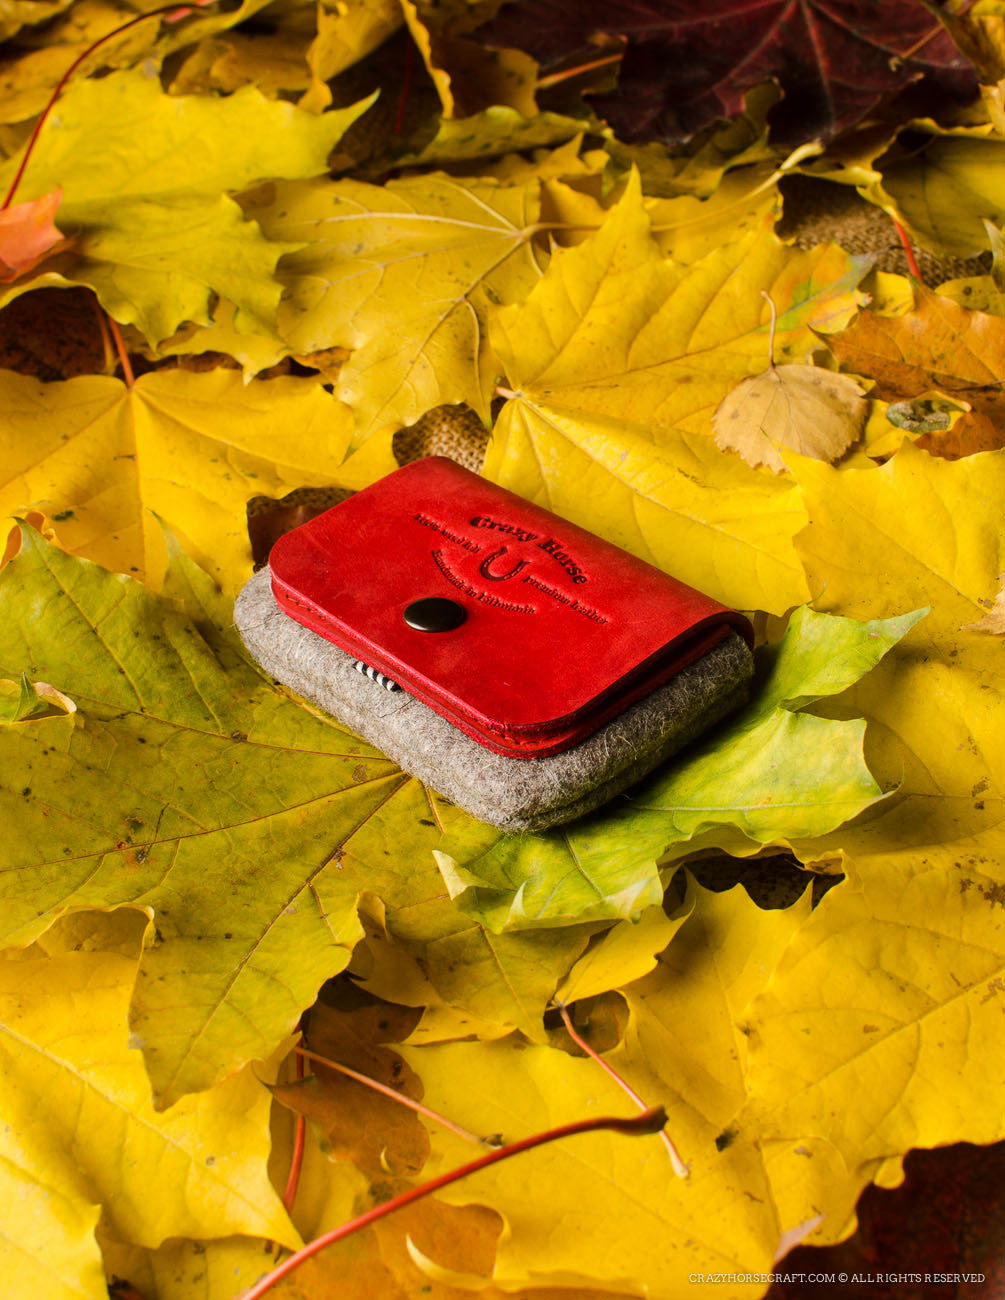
left=270, top=458, right=752, bottom=758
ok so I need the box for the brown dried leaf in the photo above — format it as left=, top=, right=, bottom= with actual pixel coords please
left=272, top=992, right=428, bottom=1181
left=827, top=286, right=1005, bottom=402
left=916, top=409, right=1005, bottom=459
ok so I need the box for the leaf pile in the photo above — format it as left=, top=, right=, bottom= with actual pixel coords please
left=0, top=2, right=1004, bottom=1298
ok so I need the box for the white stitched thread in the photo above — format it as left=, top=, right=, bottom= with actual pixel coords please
left=352, top=660, right=401, bottom=692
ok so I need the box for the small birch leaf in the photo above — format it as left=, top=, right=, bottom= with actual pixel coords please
left=964, top=574, right=1005, bottom=634
left=714, top=364, right=868, bottom=473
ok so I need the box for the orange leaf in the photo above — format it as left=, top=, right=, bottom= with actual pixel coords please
left=0, top=188, right=66, bottom=281
left=272, top=997, right=429, bottom=1181
left=916, top=409, right=1005, bottom=460
left=828, top=285, right=1005, bottom=401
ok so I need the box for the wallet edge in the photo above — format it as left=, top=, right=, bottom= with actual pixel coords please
left=234, top=566, right=754, bottom=833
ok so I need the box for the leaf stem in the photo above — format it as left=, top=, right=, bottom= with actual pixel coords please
left=393, top=37, right=415, bottom=137
left=892, top=218, right=923, bottom=281
left=282, top=1049, right=306, bottom=1213
left=294, top=1045, right=488, bottom=1147
left=106, top=314, right=135, bottom=388
left=88, top=294, right=116, bottom=375
left=1, top=0, right=215, bottom=210
left=535, top=50, right=624, bottom=91
left=556, top=1002, right=689, bottom=1179
left=235, top=1107, right=667, bottom=1300
left=760, top=289, right=778, bottom=370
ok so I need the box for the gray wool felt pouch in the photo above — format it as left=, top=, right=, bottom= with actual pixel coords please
left=235, top=566, right=753, bottom=832
left=233, top=459, right=756, bottom=833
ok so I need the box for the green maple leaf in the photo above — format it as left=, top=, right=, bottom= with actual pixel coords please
left=0, top=526, right=592, bottom=1104
left=436, top=604, right=926, bottom=932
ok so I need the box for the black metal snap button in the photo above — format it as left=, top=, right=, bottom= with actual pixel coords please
left=403, top=597, right=467, bottom=632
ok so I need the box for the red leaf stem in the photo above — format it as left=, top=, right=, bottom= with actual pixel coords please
left=294, top=1044, right=487, bottom=1147
left=281, top=1049, right=306, bottom=1214
left=106, top=314, right=135, bottom=388
left=236, top=1106, right=667, bottom=1300
left=893, top=219, right=923, bottom=281
left=2, top=0, right=216, bottom=210
left=89, top=293, right=116, bottom=374
left=535, top=50, right=623, bottom=90
left=556, top=1001, right=689, bottom=1178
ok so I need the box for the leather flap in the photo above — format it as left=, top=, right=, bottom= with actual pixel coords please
left=269, top=458, right=752, bottom=757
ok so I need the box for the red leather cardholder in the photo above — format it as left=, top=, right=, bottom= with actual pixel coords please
left=269, top=458, right=752, bottom=759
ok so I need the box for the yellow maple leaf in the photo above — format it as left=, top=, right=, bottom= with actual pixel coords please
left=155, top=298, right=291, bottom=375
left=0, top=0, right=73, bottom=42
left=392, top=107, right=593, bottom=172
left=793, top=442, right=1005, bottom=643
left=0, top=910, right=297, bottom=1299
left=0, top=0, right=280, bottom=126
left=99, top=1235, right=273, bottom=1300
left=349, top=894, right=536, bottom=1047
left=554, top=900, right=691, bottom=1004
left=645, top=158, right=781, bottom=265
left=249, top=172, right=545, bottom=438
left=399, top=0, right=539, bottom=120
left=170, top=26, right=315, bottom=99
left=603, top=82, right=781, bottom=201
left=390, top=882, right=873, bottom=1296
left=874, top=128, right=1005, bottom=258
left=484, top=173, right=868, bottom=614
left=0, top=366, right=395, bottom=591
left=785, top=443, right=1005, bottom=887
left=300, top=0, right=403, bottom=113
left=742, top=857, right=1005, bottom=1172
left=0, top=69, right=373, bottom=342
left=965, top=573, right=1005, bottom=632
left=3, top=1164, right=103, bottom=1300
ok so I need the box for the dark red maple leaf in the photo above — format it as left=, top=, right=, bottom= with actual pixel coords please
left=477, top=0, right=976, bottom=146
left=766, top=1141, right=1005, bottom=1299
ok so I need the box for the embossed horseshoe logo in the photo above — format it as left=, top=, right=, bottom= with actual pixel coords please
left=479, top=546, right=530, bottom=582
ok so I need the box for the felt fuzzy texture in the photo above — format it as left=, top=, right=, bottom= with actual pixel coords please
left=235, top=567, right=754, bottom=832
